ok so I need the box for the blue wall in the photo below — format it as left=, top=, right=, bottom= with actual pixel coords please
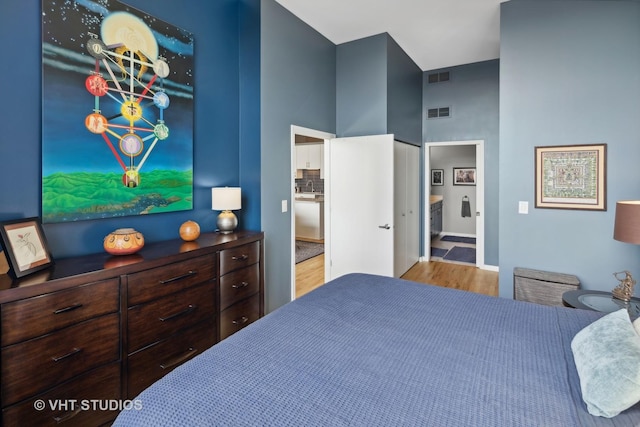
left=239, top=0, right=262, bottom=228
left=260, top=0, right=336, bottom=312
left=336, top=33, right=422, bottom=143
left=387, top=36, right=423, bottom=145
left=0, top=1, right=260, bottom=259
left=423, top=60, right=500, bottom=267
left=336, top=34, right=388, bottom=137
left=499, top=0, right=640, bottom=297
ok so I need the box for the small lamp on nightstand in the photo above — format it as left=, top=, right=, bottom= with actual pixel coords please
left=612, top=201, right=640, bottom=301
left=212, top=187, right=241, bottom=234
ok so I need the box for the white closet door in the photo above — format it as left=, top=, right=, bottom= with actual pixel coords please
left=405, top=144, right=420, bottom=271
left=393, top=142, right=420, bottom=277
left=393, top=142, right=407, bottom=277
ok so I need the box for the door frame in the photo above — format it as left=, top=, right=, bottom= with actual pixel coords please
left=290, top=125, right=335, bottom=301
left=424, top=140, right=485, bottom=268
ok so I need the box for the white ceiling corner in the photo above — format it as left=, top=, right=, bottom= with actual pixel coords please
left=274, top=0, right=505, bottom=71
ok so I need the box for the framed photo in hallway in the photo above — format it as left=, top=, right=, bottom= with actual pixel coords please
left=535, top=144, right=606, bottom=211
left=453, top=167, right=476, bottom=186
left=431, top=169, right=444, bottom=186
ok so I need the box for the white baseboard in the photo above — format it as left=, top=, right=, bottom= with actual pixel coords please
left=481, top=264, right=499, bottom=272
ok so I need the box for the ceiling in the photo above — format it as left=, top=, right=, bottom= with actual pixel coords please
left=274, top=0, right=505, bottom=71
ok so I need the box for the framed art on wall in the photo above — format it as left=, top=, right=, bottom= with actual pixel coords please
left=41, top=0, right=195, bottom=223
left=453, top=167, right=476, bottom=186
left=535, top=144, right=607, bottom=211
left=431, top=169, right=444, bottom=186
left=0, top=218, right=54, bottom=278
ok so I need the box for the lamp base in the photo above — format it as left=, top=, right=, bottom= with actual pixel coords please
left=611, top=270, right=636, bottom=302
left=216, top=210, right=238, bottom=234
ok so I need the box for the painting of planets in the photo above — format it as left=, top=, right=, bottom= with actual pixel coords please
left=41, top=0, right=194, bottom=223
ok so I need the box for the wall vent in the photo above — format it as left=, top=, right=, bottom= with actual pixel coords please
left=428, top=71, right=450, bottom=84
left=427, top=107, right=451, bottom=119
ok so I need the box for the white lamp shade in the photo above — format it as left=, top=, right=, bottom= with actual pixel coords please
left=211, top=187, right=241, bottom=211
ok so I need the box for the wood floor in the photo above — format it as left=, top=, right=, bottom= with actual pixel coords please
left=295, top=255, right=498, bottom=298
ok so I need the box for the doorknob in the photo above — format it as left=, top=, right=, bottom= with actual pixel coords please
left=378, top=224, right=391, bottom=229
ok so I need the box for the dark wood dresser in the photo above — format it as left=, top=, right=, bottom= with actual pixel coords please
left=0, top=230, right=264, bottom=426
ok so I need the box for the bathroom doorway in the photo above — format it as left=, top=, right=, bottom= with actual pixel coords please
left=424, top=140, right=485, bottom=269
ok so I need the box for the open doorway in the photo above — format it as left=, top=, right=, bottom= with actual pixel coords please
left=290, top=126, right=335, bottom=300
left=424, top=140, right=485, bottom=269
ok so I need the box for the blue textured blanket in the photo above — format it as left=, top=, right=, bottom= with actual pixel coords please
left=114, top=273, right=640, bottom=426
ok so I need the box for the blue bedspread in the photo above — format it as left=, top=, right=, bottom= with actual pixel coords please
left=114, top=273, right=640, bottom=426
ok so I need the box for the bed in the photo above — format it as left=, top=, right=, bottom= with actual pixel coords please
left=113, top=273, right=640, bottom=426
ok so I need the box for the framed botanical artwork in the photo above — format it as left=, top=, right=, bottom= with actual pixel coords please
left=535, top=144, right=607, bottom=210
left=453, top=167, right=476, bottom=186
left=431, top=169, right=444, bottom=186
left=0, top=218, right=54, bottom=279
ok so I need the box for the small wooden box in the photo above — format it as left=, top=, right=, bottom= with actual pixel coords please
left=514, top=267, right=580, bottom=306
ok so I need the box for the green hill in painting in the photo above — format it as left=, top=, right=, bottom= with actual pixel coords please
left=42, top=170, right=193, bottom=223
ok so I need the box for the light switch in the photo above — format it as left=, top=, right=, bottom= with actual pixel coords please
left=282, top=200, right=288, bottom=213
left=518, top=201, right=528, bottom=214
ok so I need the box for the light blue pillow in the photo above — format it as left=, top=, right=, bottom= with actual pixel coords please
left=571, top=309, right=640, bottom=418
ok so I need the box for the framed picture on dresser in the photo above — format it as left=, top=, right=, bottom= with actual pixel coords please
left=0, top=217, right=54, bottom=278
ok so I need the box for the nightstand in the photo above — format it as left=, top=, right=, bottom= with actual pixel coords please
left=562, top=290, right=640, bottom=320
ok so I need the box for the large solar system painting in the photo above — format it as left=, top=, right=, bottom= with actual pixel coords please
left=41, top=0, right=194, bottom=223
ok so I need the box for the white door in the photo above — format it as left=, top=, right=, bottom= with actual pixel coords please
left=327, top=134, right=395, bottom=280
left=405, top=144, right=420, bottom=271
left=393, top=142, right=420, bottom=277
left=393, top=142, right=406, bottom=277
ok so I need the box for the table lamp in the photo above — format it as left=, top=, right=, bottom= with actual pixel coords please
left=612, top=200, right=640, bottom=301
left=212, top=187, right=241, bottom=234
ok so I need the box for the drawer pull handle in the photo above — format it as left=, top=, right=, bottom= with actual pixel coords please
left=159, top=305, right=196, bottom=322
left=231, top=254, right=249, bottom=261
left=53, top=408, right=82, bottom=424
left=160, top=347, right=198, bottom=370
left=52, top=347, right=82, bottom=362
left=232, top=316, right=249, bottom=325
left=53, top=303, right=83, bottom=315
left=232, top=281, right=249, bottom=289
left=159, top=270, right=198, bottom=284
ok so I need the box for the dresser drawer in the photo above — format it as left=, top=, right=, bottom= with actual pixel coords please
left=127, top=283, right=215, bottom=353
left=127, top=319, right=216, bottom=398
left=1, top=313, right=120, bottom=407
left=2, top=362, right=120, bottom=427
left=219, top=241, right=260, bottom=276
left=219, top=294, right=260, bottom=340
left=1, top=278, right=119, bottom=346
left=127, top=255, right=216, bottom=306
left=219, top=263, right=260, bottom=311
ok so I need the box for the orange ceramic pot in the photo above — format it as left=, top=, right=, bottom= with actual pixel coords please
left=103, top=228, right=145, bottom=255
left=179, top=220, right=200, bottom=242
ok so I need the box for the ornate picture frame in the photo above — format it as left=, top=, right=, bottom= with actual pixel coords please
left=535, top=143, right=607, bottom=211
left=0, top=217, right=54, bottom=279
